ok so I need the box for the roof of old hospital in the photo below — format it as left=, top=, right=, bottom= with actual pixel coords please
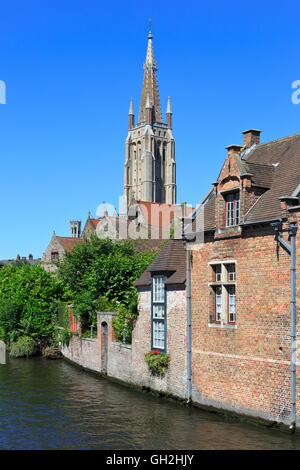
left=201, top=132, right=300, bottom=231
left=135, top=132, right=300, bottom=289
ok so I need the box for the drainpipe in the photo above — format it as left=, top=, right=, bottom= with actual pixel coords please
left=186, top=243, right=192, bottom=405
left=271, top=220, right=298, bottom=431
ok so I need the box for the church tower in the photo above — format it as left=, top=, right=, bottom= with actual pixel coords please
left=124, top=28, right=176, bottom=207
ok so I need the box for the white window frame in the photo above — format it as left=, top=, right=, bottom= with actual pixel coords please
left=151, top=275, right=167, bottom=352
left=209, top=262, right=236, bottom=327
left=226, top=192, right=240, bottom=227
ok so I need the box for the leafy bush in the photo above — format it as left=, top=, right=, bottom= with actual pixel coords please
left=58, top=236, right=158, bottom=337
left=56, top=301, right=69, bottom=329
left=59, top=328, right=74, bottom=347
left=144, top=350, right=170, bottom=375
left=42, top=346, right=62, bottom=359
left=10, top=336, right=38, bottom=358
left=73, top=290, right=96, bottom=329
left=112, top=304, right=137, bottom=344
left=0, top=264, right=66, bottom=347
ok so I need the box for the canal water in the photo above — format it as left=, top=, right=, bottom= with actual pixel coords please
left=1, top=356, right=300, bottom=450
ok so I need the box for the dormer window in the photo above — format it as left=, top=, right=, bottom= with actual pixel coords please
left=226, top=192, right=240, bottom=227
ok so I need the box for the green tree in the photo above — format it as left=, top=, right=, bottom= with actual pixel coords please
left=0, top=264, right=65, bottom=347
left=58, top=235, right=158, bottom=340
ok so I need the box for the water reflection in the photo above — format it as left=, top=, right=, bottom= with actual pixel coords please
left=0, top=357, right=299, bottom=450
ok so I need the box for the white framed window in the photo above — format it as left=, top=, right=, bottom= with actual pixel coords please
left=209, top=262, right=236, bottom=325
left=227, top=286, right=236, bottom=324
left=151, top=275, right=166, bottom=352
left=226, top=263, right=236, bottom=282
left=214, top=264, right=222, bottom=282
left=215, top=286, right=222, bottom=323
left=226, top=192, right=240, bottom=227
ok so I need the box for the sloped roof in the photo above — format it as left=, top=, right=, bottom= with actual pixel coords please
left=56, top=237, right=84, bottom=252
left=243, top=133, right=300, bottom=223
left=130, top=238, right=165, bottom=253
left=135, top=239, right=186, bottom=288
left=193, top=132, right=300, bottom=230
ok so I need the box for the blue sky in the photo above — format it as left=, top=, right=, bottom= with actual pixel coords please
left=1, top=0, right=300, bottom=259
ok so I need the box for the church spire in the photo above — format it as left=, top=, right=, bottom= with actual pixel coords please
left=138, top=27, right=162, bottom=124
left=128, top=97, right=134, bottom=129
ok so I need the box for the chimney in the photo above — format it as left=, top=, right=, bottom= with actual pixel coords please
left=225, top=144, right=243, bottom=157
left=242, top=129, right=261, bottom=148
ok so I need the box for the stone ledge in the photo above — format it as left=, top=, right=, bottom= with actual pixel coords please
left=111, top=341, right=132, bottom=350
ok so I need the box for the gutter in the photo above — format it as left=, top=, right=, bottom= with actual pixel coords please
left=271, top=219, right=298, bottom=431
left=186, top=244, right=192, bottom=404
left=182, top=238, right=192, bottom=405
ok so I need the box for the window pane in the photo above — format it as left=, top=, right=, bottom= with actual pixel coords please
left=226, top=264, right=236, bottom=281
left=153, top=319, right=165, bottom=349
left=215, top=265, right=222, bottom=282
left=153, top=276, right=165, bottom=302
left=228, top=286, right=236, bottom=322
left=235, top=195, right=240, bottom=225
left=215, top=286, right=222, bottom=321
left=226, top=193, right=240, bottom=226
left=153, top=304, right=164, bottom=319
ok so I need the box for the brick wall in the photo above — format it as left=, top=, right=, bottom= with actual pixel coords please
left=190, top=221, right=295, bottom=424
left=61, top=292, right=188, bottom=401
left=131, top=287, right=188, bottom=399
left=61, top=335, right=101, bottom=373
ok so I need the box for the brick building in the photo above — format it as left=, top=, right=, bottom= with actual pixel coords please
left=183, top=129, right=300, bottom=426
left=41, top=229, right=83, bottom=272
left=126, top=128, right=300, bottom=428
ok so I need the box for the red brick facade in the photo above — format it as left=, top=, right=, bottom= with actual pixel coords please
left=190, top=223, right=294, bottom=423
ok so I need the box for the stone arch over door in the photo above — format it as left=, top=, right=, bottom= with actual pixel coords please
left=97, top=312, right=117, bottom=375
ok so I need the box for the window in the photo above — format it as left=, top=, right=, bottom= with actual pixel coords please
left=214, top=264, right=222, bottom=282
left=215, top=286, right=222, bottom=323
left=151, top=275, right=166, bottom=352
left=226, top=264, right=236, bottom=281
left=51, top=251, right=59, bottom=260
left=226, top=192, right=240, bottom=227
left=228, top=286, right=236, bottom=324
left=210, top=262, right=236, bottom=325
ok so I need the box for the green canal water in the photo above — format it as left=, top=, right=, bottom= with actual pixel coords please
left=0, top=356, right=300, bottom=450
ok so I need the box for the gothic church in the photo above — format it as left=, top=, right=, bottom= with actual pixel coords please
left=124, top=28, right=176, bottom=207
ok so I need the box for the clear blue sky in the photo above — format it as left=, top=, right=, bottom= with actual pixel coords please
left=1, top=0, right=300, bottom=259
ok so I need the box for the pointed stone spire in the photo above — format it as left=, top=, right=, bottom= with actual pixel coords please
left=139, top=27, right=162, bottom=123
left=145, top=92, right=152, bottom=124
left=128, top=97, right=134, bottom=129
left=145, top=29, right=156, bottom=68
left=166, top=96, right=172, bottom=129
left=166, top=96, right=172, bottom=114
left=129, top=97, right=134, bottom=115
left=145, top=92, right=151, bottom=108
